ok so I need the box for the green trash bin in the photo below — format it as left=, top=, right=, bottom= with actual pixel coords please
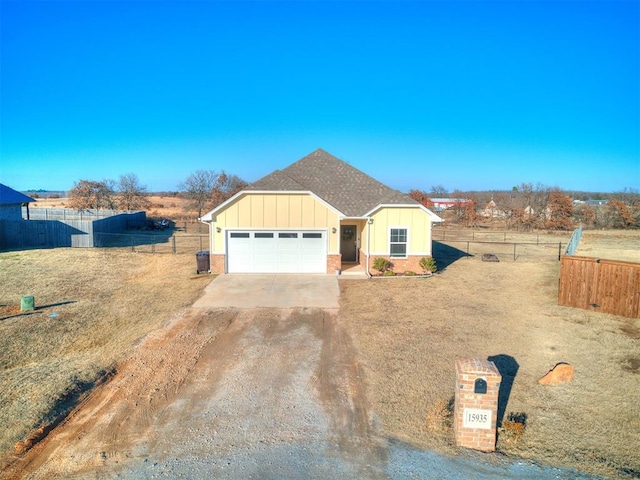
left=21, top=295, right=35, bottom=312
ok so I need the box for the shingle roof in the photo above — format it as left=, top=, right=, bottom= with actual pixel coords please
left=0, top=183, right=35, bottom=205
left=246, top=149, right=418, bottom=216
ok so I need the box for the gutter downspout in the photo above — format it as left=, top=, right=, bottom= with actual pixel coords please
left=198, top=216, right=213, bottom=254
left=365, top=217, right=372, bottom=278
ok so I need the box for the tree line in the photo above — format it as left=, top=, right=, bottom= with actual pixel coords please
left=66, top=173, right=638, bottom=230
left=409, top=183, right=640, bottom=230
left=67, top=170, right=247, bottom=218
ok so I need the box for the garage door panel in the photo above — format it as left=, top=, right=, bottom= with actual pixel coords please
left=227, top=230, right=326, bottom=273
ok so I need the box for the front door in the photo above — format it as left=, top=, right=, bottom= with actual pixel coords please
left=340, top=225, right=357, bottom=262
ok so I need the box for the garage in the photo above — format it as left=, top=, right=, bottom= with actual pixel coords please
left=226, top=230, right=327, bottom=273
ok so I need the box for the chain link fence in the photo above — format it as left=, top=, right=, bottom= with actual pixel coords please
left=95, top=232, right=208, bottom=254
left=432, top=227, right=571, bottom=265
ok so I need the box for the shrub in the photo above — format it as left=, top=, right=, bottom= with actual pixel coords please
left=373, top=257, right=391, bottom=273
left=383, top=270, right=395, bottom=276
left=405, top=270, right=416, bottom=276
left=419, top=256, right=438, bottom=274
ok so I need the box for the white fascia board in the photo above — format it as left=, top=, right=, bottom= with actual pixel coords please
left=364, top=203, right=444, bottom=222
left=199, top=190, right=246, bottom=222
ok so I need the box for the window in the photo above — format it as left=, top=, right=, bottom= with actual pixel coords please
left=303, top=233, right=322, bottom=239
left=230, top=232, right=250, bottom=238
left=390, top=228, right=407, bottom=257
left=255, top=232, right=274, bottom=238
left=278, top=233, right=298, bottom=238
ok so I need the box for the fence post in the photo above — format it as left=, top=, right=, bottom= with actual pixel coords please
left=513, top=243, right=516, bottom=261
left=172, top=236, right=176, bottom=254
left=558, top=242, right=562, bottom=261
left=466, top=241, right=470, bottom=256
left=131, top=235, right=134, bottom=252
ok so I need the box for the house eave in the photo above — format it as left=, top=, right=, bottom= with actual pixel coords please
left=363, top=203, right=444, bottom=222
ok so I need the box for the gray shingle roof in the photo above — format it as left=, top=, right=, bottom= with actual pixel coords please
left=0, top=183, right=35, bottom=205
left=246, top=149, right=418, bottom=216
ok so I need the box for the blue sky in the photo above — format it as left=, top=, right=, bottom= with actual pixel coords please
left=1, top=0, right=638, bottom=194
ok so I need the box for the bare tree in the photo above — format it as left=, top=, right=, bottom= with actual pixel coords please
left=210, top=172, right=247, bottom=208
left=68, top=180, right=116, bottom=211
left=117, top=173, right=150, bottom=211
left=180, top=170, right=248, bottom=218
left=573, top=203, right=596, bottom=228
left=180, top=170, right=218, bottom=218
left=430, top=184, right=448, bottom=196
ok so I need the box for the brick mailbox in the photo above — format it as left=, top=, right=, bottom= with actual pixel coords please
left=454, top=358, right=502, bottom=452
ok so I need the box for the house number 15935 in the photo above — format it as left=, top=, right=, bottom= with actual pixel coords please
left=462, top=408, right=492, bottom=429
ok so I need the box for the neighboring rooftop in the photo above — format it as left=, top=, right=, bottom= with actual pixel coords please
left=0, top=183, right=35, bottom=205
left=246, top=148, right=419, bottom=217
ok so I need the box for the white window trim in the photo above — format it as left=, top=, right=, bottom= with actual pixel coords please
left=388, top=226, right=409, bottom=258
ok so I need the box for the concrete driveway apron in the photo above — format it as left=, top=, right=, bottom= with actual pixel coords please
left=192, top=274, right=340, bottom=309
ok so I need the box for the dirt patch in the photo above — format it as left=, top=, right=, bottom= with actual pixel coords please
left=621, top=356, right=640, bottom=374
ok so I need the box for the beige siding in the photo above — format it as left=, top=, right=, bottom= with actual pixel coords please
left=369, top=207, right=432, bottom=255
left=212, top=193, right=340, bottom=253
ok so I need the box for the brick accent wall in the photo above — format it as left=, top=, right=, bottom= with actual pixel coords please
left=210, top=254, right=226, bottom=274
left=367, top=255, right=430, bottom=275
left=454, top=358, right=502, bottom=452
left=327, top=254, right=342, bottom=274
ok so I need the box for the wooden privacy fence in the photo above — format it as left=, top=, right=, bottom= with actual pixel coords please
left=558, top=255, right=640, bottom=318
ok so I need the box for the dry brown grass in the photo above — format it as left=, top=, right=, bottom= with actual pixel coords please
left=577, top=229, right=640, bottom=263
left=340, top=235, right=640, bottom=479
left=31, top=195, right=195, bottom=220
left=0, top=248, right=211, bottom=461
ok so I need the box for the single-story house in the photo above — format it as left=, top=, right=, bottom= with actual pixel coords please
left=199, top=149, right=443, bottom=275
left=0, top=183, right=35, bottom=220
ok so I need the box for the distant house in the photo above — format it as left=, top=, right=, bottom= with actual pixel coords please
left=429, top=197, right=470, bottom=212
left=0, top=183, right=35, bottom=220
left=482, top=199, right=504, bottom=218
left=200, top=149, right=443, bottom=274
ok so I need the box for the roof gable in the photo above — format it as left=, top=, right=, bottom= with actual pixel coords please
left=246, top=149, right=418, bottom=216
left=0, top=184, right=35, bottom=206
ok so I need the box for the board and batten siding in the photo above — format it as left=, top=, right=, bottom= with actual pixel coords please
left=369, top=207, right=432, bottom=256
left=212, top=193, right=340, bottom=254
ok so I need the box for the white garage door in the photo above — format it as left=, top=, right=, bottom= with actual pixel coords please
left=227, top=231, right=327, bottom=273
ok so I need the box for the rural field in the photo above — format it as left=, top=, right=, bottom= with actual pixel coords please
left=1, top=222, right=638, bottom=478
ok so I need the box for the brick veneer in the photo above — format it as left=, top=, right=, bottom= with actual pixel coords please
left=209, top=254, right=341, bottom=274
left=327, top=254, right=342, bottom=274
left=454, top=358, right=502, bottom=452
left=210, top=254, right=226, bottom=274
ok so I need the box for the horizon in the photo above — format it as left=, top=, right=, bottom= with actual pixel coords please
left=2, top=1, right=638, bottom=193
